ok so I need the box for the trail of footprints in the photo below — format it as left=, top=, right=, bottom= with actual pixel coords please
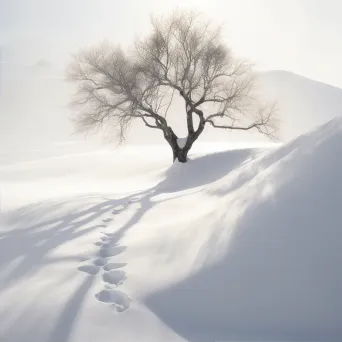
left=78, top=204, right=132, bottom=313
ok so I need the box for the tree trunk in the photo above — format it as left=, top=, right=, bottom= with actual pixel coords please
left=173, top=147, right=189, bottom=163
left=166, top=119, right=206, bottom=163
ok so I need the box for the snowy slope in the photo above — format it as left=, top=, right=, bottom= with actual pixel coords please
left=2, top=63, right=342, bottom=150
left=1, top=118, right=342, bottom=341
left=258, top=70, right=342, bottom=140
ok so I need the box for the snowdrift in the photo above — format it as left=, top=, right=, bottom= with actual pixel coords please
left=0, top=118, right=342, bottom=342
left=145, top=117, right=342, bottom=341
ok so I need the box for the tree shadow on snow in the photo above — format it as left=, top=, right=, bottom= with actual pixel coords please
left=0, top=148, right=255, bottom=341
left=159, top=148, right=256, bottom=193
left=143, top=126, right=342, bottom=342
left=0, top=189, right=155, bottom=341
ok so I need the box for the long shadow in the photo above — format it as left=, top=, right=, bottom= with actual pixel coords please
left=0, top=147, right=254, bottom=341
left=158, top=148, right=256, bottom=193
left=0, top=192, right=149, bottom=341
left=143, top=128, right=342, bottom=342
left=49, top=276, right=94, bottom=342
left=0, top=189, right=156, bottom=289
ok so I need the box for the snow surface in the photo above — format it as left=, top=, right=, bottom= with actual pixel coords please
left=1, top=118, right=342, bottom=341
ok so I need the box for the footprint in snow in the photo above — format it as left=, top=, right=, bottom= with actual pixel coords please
left=101, top=238, right=120, bottom=247
left=103, top=218, right=113, bottom=224
left=103, top=262, right=127, bottom=271
left=112, top=205, right=125, bottom=213
left=79, top=255, right=92, bottom=262
left=95, top=289, right=131, bottom=312
left=103, top=270, right=126, bottom=286
left=104, top=283, right=115, bottom=290
left=98, top=245, right=127, bottom=258
left=78, top=265, right=100, bottom=276
left=93, top=258, right=108, bottom=266
left=95, top=240, right=115, bottom=248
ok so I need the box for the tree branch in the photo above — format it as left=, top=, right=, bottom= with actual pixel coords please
left=68, top=10, right=279, bottom=159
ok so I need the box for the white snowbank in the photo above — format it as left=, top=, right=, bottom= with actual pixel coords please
left=0, top=118, right=342, bottom=341
left=145, top=117, right=342, bottom=341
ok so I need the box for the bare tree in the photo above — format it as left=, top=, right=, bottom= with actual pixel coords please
left=68, top=11, right=277, bottom=163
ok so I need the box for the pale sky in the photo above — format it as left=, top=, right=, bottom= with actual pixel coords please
left=1, top=0, right=342, bottom=87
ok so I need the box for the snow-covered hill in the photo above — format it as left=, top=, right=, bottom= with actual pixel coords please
left=258, top=70, right=342, bottom=140
left=2, top=64, right=342, bottom=150
left=0, top=118, right=341, bottom=341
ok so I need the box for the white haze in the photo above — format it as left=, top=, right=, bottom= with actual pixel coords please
left=2, top=0, right=342, bottom=152
left=2, top=2, right=342, bottom=341
left=1, top=61, right=342, bottom=154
